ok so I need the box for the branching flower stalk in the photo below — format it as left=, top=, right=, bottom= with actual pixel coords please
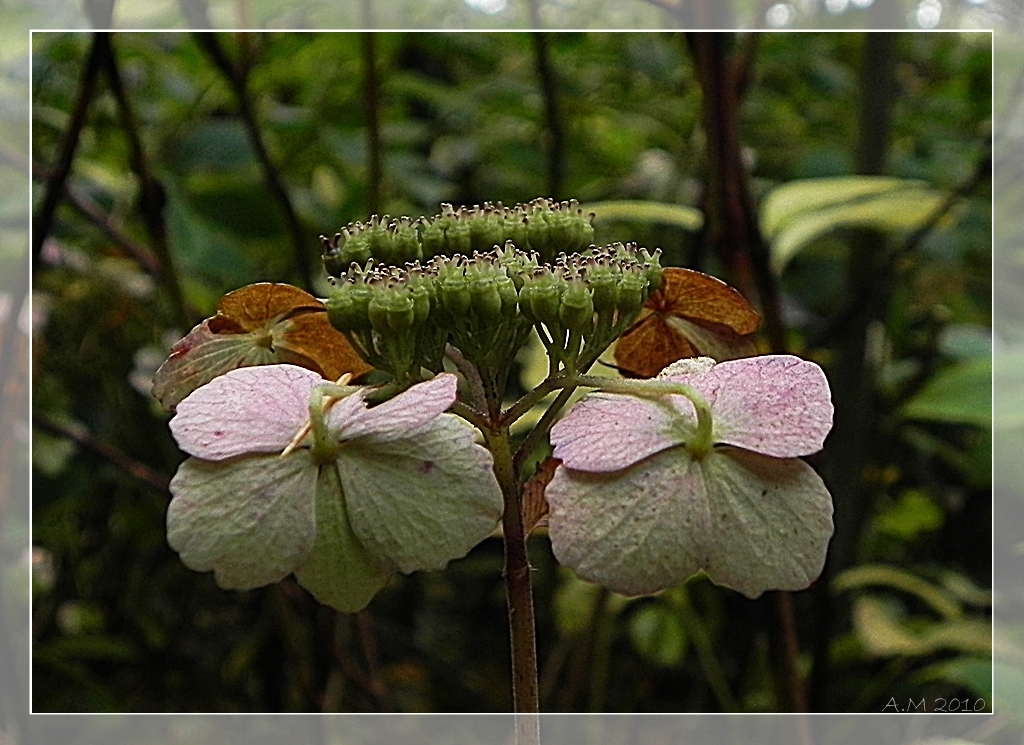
left=157, top=198, right=835, bottom=730
left=321, top=200, right=663, bottom=726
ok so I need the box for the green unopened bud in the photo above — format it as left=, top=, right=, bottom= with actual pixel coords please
left=390, top=220, right=423, bottom=265
left=469, top=211, right=505, bottom=254
left=525, top=216, right=551, bottom=258
left=520, top=271, right=565, bottom=326
left=365, top=218, right=393, bottom=262
left=322, top=228, right=373, bottom=276
left=496, top=274, right=519, bottom=317
left=559, top=281, right=595, bottom=333
left=614, top=273, right=647, bottom=315
left=470, top=275, right=503, bottom=323
left=368, top=287, right=416, bottom=335
left=445, top=219, right=473, bottom=256
left=420, top=220, right=448, bottom=258
left=325, top=280, right=374, bottom=332
left=438, top=273, right=471, bottom=317
left=586, top=267, right=618, bottom=314
left=546, top=209, right=594, bottom=256
left=409, top=282, right=433, bottom=325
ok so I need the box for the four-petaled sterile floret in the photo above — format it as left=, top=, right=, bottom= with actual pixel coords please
left=166, top=365, right=503, bottom=612
left=546, top=355, right=835, bottom=599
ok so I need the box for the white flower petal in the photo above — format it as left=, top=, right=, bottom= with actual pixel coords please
left=328, top=374, right=458, bottom=443
left=167, top=452, right=318, bottom=589
left=546, top=446, right=834, bottom=599
left=550, top=392, right=695, bottom=472
left=171, top=364, right=324, bottom=459
left=293, top=464, right=394, bottom=612
left=337, top=414, right=503, bottom=574
left=546, top=449, right=711, bottom=596
left=697, top=447, right=834, bottom=598
left=665, top=354, right=834, bottom=457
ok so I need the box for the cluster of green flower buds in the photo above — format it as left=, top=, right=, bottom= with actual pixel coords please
left=325, top=230, right=663, bottom=394
left=321, top=198, right=596, bottom=276
left=518, top=243, right=663, bottom=373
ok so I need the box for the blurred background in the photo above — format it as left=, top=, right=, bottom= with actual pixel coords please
left=26, top=30, right=993, bottom=714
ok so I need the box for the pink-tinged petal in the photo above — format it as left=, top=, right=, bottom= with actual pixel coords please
left=546, top=449, right=712, bottom=596
left=547, top=445, right=835, bottom=599
left=167, top=451, right=318, bottom=590
left=664, top=354, right=833, bottom=457
left=327, top=373, right=459, bottom=443
left=550, top=392, right=696, bottom=472
left=697, top=448, right=834, bottom=598
left=170, top=364, right=323, bottom=459
left=337, top=414, right=502, bottom=574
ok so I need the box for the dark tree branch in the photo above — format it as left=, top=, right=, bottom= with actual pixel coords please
left=194, top=33, right=315, bottom=289
left=362, top=33, right=383, bottom=215
left=32, top=34, right=104, bottom=266
left=810, top=32, right=898, bottom=715
left=687, top=32, right=810, bottom=721
left=34, top=415, right=171, bottom=494
left=64, top=182, right=166, bottom=278
left=532, top=32, right=564, bottom=199
left=686, top=32, right=786, bottom=352
left=97, top=33, right=189, bottom=328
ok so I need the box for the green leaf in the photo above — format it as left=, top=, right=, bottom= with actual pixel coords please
left=874, top=489, right=944, bottom=541
left=916, top=656, right=992, bottom=701
left=850, top=596, right=990, bottom=657
left=834, top=564, right=963, bottom=619
left=760, top=176, right=944, bottom=272
left=902, top=358, right=991, bottom=427
left=586, top=200, right=704, bottom=232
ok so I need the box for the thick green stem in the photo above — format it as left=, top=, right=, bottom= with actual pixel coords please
left=484, top=427, right=541, bottom=743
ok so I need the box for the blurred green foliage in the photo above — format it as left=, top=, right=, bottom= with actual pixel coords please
left=31, top=31, right=990, bottom=713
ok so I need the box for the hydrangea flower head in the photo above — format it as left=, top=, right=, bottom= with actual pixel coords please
left=546, top=354, right=834, bottom=599
left=166, top=364, right=503, bottom=612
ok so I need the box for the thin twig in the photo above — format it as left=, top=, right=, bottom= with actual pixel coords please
left=97, top=33, right=190, bottom=328
left=513, top=385, right=575, bottom=472
left=194, top=33, right=315, bottom=289
left=354, top=609, right=390, bottom=705
left=33, top=415, right=171, bottom=494
left=687, top=32, right=812, bottom=722
left=532, top=32, right=564, bottom=199
left=33, top=33, right=104, bottom=265
left=685, top=33, right=787, bottom=354
left=34, top=159, right=164, bottom=278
